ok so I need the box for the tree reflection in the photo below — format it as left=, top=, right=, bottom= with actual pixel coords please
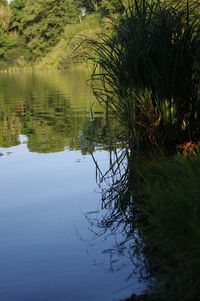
left=0, top=70, right=101, bottom=153
left=0, top=70, right=126, bottom=155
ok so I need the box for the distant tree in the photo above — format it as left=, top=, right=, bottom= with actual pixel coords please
left=0, top=28, right=15, bottom=60
left=0, top=2, right=12, bottom=31
left=21, top=0, right=80, bottom=60
left=76, top=0, right=126, bottom=15
left=101, top=0, right=124, bottom=16
left=0, top=0, right=19, bottom=68
left=76, top=0, right=102, bottom=13
left=0, top=0, right=7, bottom=6
left=10, top=0, right=25, bottom=33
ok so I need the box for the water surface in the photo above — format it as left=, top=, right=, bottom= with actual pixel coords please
left=0, top=69, right=142, bottom=301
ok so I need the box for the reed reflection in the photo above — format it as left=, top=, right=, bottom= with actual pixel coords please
left=88, top=146, right=149, bottom=293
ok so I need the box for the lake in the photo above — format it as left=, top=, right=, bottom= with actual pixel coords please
left=0, top=69, right=143, bottom=301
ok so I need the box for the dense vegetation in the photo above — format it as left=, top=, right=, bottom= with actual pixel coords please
left=0, top=0, right=125, bottom=70
left=86, top=1, right=200, bottom=300
left=138, top=155, right=200, bottom=301
left=87, top=0, right=200, bottom=148
left=94, top=148, right=200, bottom=301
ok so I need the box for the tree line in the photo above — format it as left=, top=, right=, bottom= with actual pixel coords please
left=0, top=0, right=124, bottom=69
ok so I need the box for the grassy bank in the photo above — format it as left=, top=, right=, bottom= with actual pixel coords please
left=133, top=154, right=200, bottom=300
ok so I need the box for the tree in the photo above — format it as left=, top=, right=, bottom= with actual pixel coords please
left=0, top=28, right=15, bottom=60
left=10, top=0, right=25, bottom=33
left=76, top=0, right=125, bottom=15
left=21, top=0, right=80, bottom=60
left=0, top=0, right=7, bottom=6
left=101, top=0, right=124, bottom=16
left=0, top=1, right=12, bottom=31
left=0, top=0, right=28, bottom=68
left=76, top=0, right=102, bottom=13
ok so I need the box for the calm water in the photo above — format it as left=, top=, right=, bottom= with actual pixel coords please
left=0, top=69, right=142, bottom=301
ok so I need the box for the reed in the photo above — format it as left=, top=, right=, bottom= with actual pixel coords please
left=87, top=0, right=200, bottom=149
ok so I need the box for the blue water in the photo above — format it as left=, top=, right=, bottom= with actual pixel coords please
left=0, top=70, right=143, bottom=301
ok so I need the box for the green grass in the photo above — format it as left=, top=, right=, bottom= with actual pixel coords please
left=137, top=155, right=200, bottom=300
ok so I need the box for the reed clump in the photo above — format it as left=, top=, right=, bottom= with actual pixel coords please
left=87, top=0, right=200, bottom=149
left=86, top=2, right=200, bottom=299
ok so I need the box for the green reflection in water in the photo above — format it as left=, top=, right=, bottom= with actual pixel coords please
left=0, top=69, right=115, bottom=153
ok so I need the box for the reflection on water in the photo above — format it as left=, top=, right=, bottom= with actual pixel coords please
left=0, top=69, right=143, bottom=301
left=0, top=69, right=109, bottom=153
left=0, top=70, right=122, bottom=154
left=0, top=68, right=123, bottom=158
left=88, top=148, right=150, bottom=300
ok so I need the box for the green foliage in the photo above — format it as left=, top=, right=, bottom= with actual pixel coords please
left=76, top=0, right=102, bottom=12
left=0, top=2, right=12, bottom=31
left=100, top=0, right=125, bottom=16
left=4, top=37, right=30, bottom=67
left=0, top=0, right=27, bottom=69
left=0, top=28, right=16, bottom=67
left=139, top=156, right=200, bottom=300
left=21, top=0, right=80, bottom=61
left=10, top=0, right=25, bottom=32
left=0, top=22, right=29, bottom=70
left=87, top=0, right=200, bottom=148
left=35, top=13, right=103, bottom=69
left=0, top=0, right=7, bottom=6
left=1, top=0, right=122, bottom=69
left=76, top=0, right=126, bottom=15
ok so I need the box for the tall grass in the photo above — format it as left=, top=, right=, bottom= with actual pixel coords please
left=87, top=0, right=200, bottom=149
left=138, top=155, right=200, bottom=300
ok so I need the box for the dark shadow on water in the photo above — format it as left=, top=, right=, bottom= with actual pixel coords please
left=87, top=146, right=152, bottom=299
